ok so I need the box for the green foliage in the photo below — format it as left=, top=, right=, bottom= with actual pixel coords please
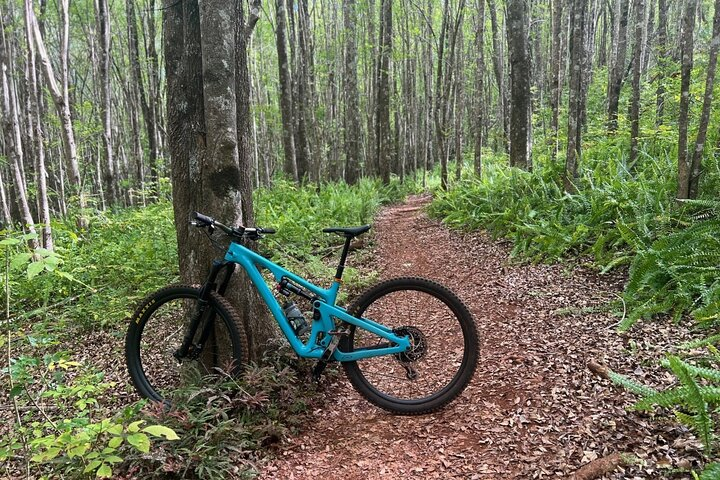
left=4, top=202, right=177, bottom=330
left=429, top=151, right=675, bottom=266
left=2, top=176, right=419, bottom=478
left=696, top=462, right=720, bottom=479
left=127, top=343, right=315, bottom=479
left=621, top=216, right=720, bottom=330
left=430, top=148, right=720, bottom=329
left=612, top=353, right=720, bottom=456
left=255, top=176, right=420, bottom=257
left=254, top=176, right=421, bottom=274
left=1, top=353, right=177, bottom=479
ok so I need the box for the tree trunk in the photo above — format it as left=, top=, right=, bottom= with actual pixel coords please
left=487, top=0, right=509, bottom=151
left=655, top=0, right=668, bottom=126
left=288, top=0, right=312, bottom=181
left=607, top=0, right=629, bottom=132
left=30, top=0, right=86, bottom=224
left=97, top=0, right=117, bottom=206
left=343, top=0, right=362, bottom=184
left=628, top=0, right=645, bottom=170
left=375, top=0, right=392, bottom=184
left=687, top=0, right=720, bottom=198
left=676, top=0, right=697, bottom=200
left=0, top=167, right=11, bottom=227
left=126, top=0, right=153, bottom=200
left=0, top=16, right=39, bottom=248
left=565, top=0, right=587, bottom=192
left=550, top=0, right=563, bottom=157
left=275, top=0, right=298, bottom=182
left=507, top=0, right=532, bottom=170
left=145, top=0, right=162, bottom=188
left=164, top=0, right=271, bottom=360
left=473, top=0, right=486, bottom=176
left=23, top=0, right=52, bottom=249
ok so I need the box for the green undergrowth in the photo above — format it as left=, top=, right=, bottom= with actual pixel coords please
left=3, top=175, right=421, bottom=331
left=122, top=342, right=317, bottom=479
left=255, top=176, right=423, bottom=279
left=430, top=150, right=720, bottom=330
left=1, top=175, right=420, bottom=478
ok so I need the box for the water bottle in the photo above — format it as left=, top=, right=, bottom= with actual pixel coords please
left=283, top=301, right=310, bottom=336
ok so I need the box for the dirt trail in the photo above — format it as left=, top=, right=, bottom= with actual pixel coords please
left=259, top=195, right=697, bottom=479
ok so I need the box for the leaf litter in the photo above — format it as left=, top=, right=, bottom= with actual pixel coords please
left=258, top=194, right=705, bottom=480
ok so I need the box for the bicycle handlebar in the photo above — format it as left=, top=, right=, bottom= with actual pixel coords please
left=191, top=211, right=275, bottom=238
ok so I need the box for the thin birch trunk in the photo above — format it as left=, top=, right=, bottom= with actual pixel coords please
left=23, top=0, right=52, bottom=249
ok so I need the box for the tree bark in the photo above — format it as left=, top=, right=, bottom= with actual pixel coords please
left=687, top=0, right=720, bottom=198
left=30, top=0, right=87, bottom=224
left=487, top=0, right=509, bottom=151
left=628, top=0, right=645, bottom=170
left=655, top=0, right=668, bottom=126
left=23, top=0, right=52, bottom=249
left=0, top=15, right=39, bottom=248
left=676, top=0, right=697, bottom=200
left=565, top=0, right=587, bottom=192
left=97, top=0, right=117, bottom=206
left=343, top=0, right=362, bottom=184
left=607, top=0, right=629, bottom=132
left=165, top=0, right=271, bottom=360
left=275, top=0, right=298, bottom=182
left=473, top=0, right=486, bottom=176
left=375, top=0, right=392, bottom=184
left=550, top=0, right=563, bottom=157
left=507, top=0, right=532, bottom=170
left=126, top=0, right=156, bottom=199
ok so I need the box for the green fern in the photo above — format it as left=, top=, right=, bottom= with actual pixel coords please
left=698, top=462, right=720, bottom=479
left=607, top=370, right=658, bottom=397
left=612, top=355, right=719, bottom=455
left=667, top=356, right=714, bottom=454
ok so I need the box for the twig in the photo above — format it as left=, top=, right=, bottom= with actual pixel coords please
left=611, top=292, right=627, bottom=328
left=569, top=452, right=632, bottom=480
left=24, top=391, right=57, bottom=430
left=5, top=292, right=88, bottom=324
left=587, top=359, right=611, bottom=381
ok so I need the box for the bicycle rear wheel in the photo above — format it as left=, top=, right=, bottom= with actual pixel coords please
left=125, top=284, right=247, bottom=403
left=342, top=277, right=479, bottom=415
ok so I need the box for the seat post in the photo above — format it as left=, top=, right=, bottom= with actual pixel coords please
left=334, top=235, right=353, bottom=282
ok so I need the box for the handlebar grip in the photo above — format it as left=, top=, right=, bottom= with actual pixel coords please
left=261, top=227, right=276, bottom=234
left=193, top=212, right=214, bottom=226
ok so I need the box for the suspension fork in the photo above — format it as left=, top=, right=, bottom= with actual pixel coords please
left=174, top=261, right=236, bottom=360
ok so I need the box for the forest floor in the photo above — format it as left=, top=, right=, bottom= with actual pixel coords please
left=258, top=194, right=703, bottom=480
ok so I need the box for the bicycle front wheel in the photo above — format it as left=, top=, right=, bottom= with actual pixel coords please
left=342, top=277, right=479, bottom=415
left=125, top=284, right=247, bottom=403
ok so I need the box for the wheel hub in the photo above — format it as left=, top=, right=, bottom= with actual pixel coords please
left=393, top=326, right=426, bottom=363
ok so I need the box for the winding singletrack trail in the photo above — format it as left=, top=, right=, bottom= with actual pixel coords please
left=259, top=195, right=697, bottom=479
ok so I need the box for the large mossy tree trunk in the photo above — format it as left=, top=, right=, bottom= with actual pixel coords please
left=164, top=0, right=272, bottom=361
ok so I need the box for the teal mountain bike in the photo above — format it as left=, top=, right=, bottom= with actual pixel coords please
left=125, top=212, right=479, bottom=414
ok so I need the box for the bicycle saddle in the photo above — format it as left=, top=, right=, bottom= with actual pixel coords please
left=322, top=225, right=371, bottom=237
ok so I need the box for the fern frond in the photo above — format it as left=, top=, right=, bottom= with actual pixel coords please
left=634, top=387, right=690, bottom=410
left=608, top=370, right=658, bottom=397
left=699, top=463, right=720, bottom=480
left=668, top=356, right=714, bottom=454
left=660, top=357, right=720, bottom=383
left=681, top=334, right=720, bottom=350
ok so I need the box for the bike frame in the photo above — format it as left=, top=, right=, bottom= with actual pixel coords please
left=222, top=241, right=410, bottom=361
